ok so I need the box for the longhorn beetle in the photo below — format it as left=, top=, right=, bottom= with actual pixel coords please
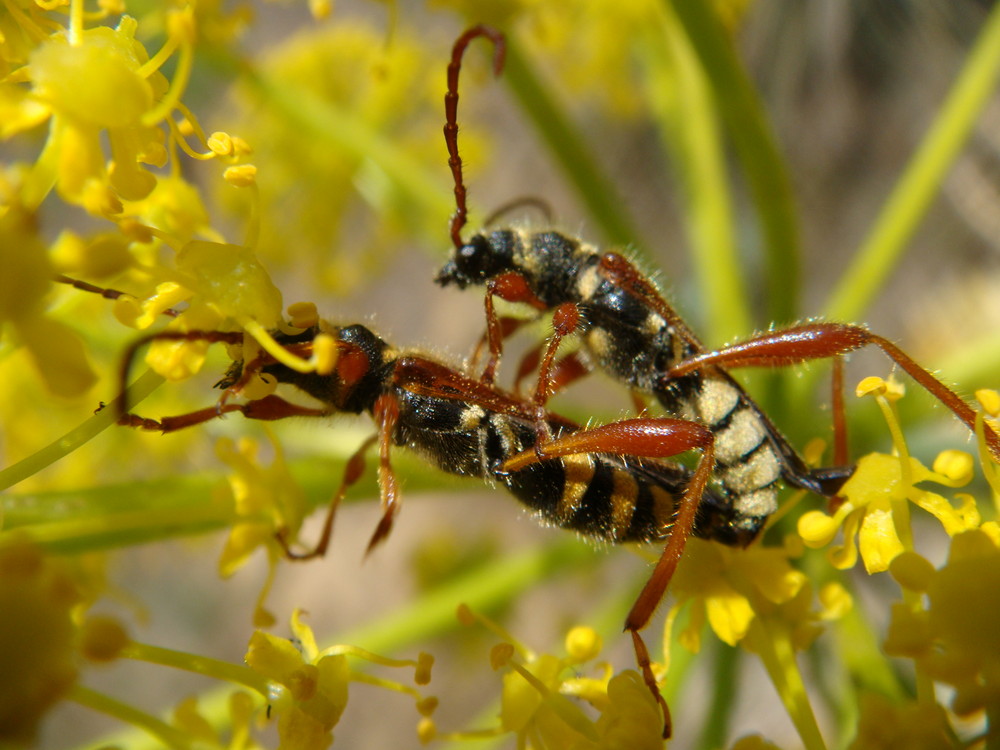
left=60, top=272, right=729, bottom=735
left=433, top=23, right=1000, bottom=732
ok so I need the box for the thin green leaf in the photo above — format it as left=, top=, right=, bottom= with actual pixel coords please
left=502, top=38, right=647, bottom=255
left=667, top=0, right=801, bottom=324
left=825, top=2, right=1000, bottom=322
left=638, top=6, right=751, bottom=343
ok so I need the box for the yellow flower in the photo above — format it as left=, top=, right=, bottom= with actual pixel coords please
left=120, top=174, right=217, bottom=251
left=115, top=238, right=289, bottom=383
left=665, top=537, right=815, bottom=652
left=448, top=605, right=664, bottom=747
left=245, top=610, right=435, bottom=750
left=0, top=205, right=97, bottom=397
left=799, top=378, right=978, bottom=573
left=21, top=16, right=170, bottom=211
left=0, top=0, right=68, bottom=79
left=665, top=539, right=849, bottom=748
left=590, top=670, right=665, bottom=750
left=216, top=434, right=307, bottom=628
left=884, top=528, right=1000, bottom=727
left=172, top=691, right=257, bottom=750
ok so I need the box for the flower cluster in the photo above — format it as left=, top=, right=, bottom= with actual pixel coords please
left=3, top=0, right=1000, bottom=748
left=438, top=604, right=665, bottom=749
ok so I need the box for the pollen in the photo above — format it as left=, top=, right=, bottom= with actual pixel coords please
left=490, top=643, right=515, bottom=670
left=856, top=376, right=887, bottom=398
left=933, top=449, right=974, bottom=484
left=977, top=388, right=1000, bottom=417
left=207, top=131, right=236, bottom=156
left=564, top=626, right=602, bottom=662
left=311, top=333, right=339, bottom=375
left=224, top=164, right=257, bottom=188
left=286, top=302, right=318, bottom=330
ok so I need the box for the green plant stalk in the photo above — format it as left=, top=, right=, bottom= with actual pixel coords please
left=0, top=445, right=456, bottom=554
left=751, top=617, right=828, bottom=750
left=825, top=1, right=1000, bottom=322
left=501, top=39, right=646, bottom=256
left=640, top=5, right=751, bottom=344
left=0, top=369, right=163, bottom=492
left=667, top=0, right=801, bottom=324
left=70, top=685, right=192, bottom=750
left=697, top=642, right=740, bottom=750
left=122, top=641, right=270, bottom=694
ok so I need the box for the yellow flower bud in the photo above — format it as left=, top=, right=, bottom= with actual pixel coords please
left=932, top=449, right=973, bottom=485
left=224, top=164, right=258, bottom=187
left=287, top=302, right=319, bottom=330
left=564, top=626, right=602, bottom=663
left=417, top=716, right=436, bottom=744
left=797, top=510, right=840, bottom=547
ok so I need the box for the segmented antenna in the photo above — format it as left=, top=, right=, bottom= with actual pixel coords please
left=443, top=25, right=506, bottom=250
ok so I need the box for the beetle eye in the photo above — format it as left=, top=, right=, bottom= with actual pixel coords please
left=446, top=234, right=490, bottom=280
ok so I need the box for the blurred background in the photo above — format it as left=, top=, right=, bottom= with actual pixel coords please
left=4, top=0, right=1000, bottom=747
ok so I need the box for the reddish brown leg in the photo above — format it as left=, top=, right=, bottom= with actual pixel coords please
left=117, top=330, right=245, bottom=415
left=279, top=434, right=379, bottom=561
left=631, top=391, right=650, bottom=418
left=530, top=302, right=583, bottom=408
left=502, top=417, right=716, bottom=739
left=364, top=393, right=402, bottom=554
left=476, top=322, right=582, bottom=398
left=469, top=316, right=529, bottom=377
left=517, top=351, right=589, bottom=400
left=479, top=272, right=549, bottom=384
left=664, top=322, right=1000, bottom=463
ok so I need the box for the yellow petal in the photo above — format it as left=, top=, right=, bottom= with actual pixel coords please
left=858, top=508, right=904, bottom=574
left=245, top=630, right=304, bottom=682
left=705, top=588, right=754, bottom=647
left=31, top=33, right=152, bottom=128
left=17, top=316, right=98, bottom=397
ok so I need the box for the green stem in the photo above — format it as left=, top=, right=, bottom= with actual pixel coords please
left=0, top=369, right=163, bottom=492
left=639, top=6, right=750, bottom=343
left=667, top=0, right=801, bottom=324
left=750, top=618, right=827, bottom=750
left=697, top=642, right=740, bottom=750
left=69, top=684, right=193, bottom=750
left=502, top=39, right=646, bottom=254
left=825, top=2, right=1000, bottom=322
left=0, top=503, right=228, bottom=552
left=123, top=641, right=269, bottom=695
